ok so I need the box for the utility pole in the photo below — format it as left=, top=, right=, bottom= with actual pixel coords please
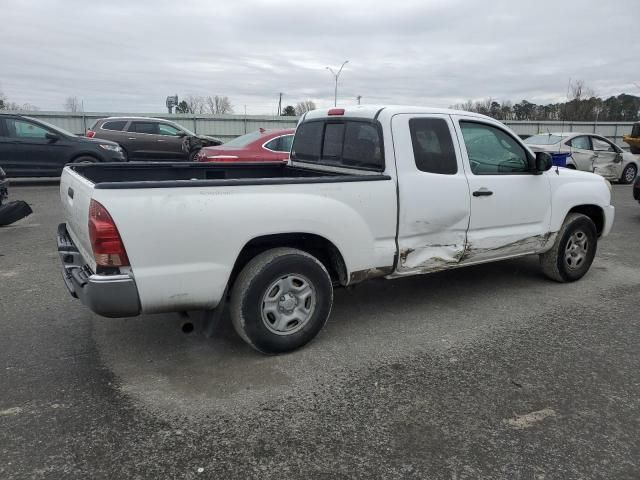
left=277, top=92, right=283, bottom=116
left=357, top=95, right=362, bottom=105
left=326, top=60, right=349, bottom=107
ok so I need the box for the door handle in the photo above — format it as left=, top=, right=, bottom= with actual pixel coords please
left=473, top=189, right=493, bottom=197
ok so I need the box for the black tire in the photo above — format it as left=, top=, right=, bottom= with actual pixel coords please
left=620, top=163, right=637, bottom=185
left=539, top=213, right=597, bottom=282
left=230, top=248, right=333, bottom=354
left=0, top=200, right=33, bottom=226
left=630, top=146, right=640, bottom=155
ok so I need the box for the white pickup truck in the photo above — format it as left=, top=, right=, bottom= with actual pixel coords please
left=57, top=106, right=615, bottom=354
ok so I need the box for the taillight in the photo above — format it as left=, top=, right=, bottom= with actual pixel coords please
left=88, top=199, right=129, bottom=267
left=86, top=130, right=96, bottom=138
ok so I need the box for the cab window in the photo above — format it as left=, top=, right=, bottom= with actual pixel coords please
left=409, top=118, right=457, bottom=174
left=460, top=121, right=529, bottom=175
left=292, top=120, right=384, bottom=170
left=591, top=136, right=617, bottom=152
left=128, top=122, right=158, bottom=134
left=567, top=136, right=591, bottom=150
left=158, top=123, right=182, bottom=136
left=5, top=119, right=50, bottom=139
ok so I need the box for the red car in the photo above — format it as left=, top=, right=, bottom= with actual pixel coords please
left=196, top=128, right=295, bottom=163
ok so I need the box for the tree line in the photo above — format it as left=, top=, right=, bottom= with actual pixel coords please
left=450, top=81, right=640, bottom=122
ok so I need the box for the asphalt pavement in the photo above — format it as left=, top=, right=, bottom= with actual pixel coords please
left=1, top=183, right=639, bottom=479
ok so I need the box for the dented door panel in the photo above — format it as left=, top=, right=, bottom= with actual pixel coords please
left=391, top=113, right=471, bottom=275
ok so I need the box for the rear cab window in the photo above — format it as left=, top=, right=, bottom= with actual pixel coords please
left=409, top=118, right=457, bottom=174
left=291, top=120, right=384, bottom=171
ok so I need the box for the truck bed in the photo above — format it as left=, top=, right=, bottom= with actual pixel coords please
left=70, top=162, right=386, bottom=189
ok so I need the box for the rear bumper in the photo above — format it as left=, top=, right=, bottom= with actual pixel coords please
left=57, top=223, right=140, bottom=318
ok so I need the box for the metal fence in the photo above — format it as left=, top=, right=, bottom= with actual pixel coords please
left=13, top=111, right=299, bottom=143
left=9, top=111, right=636, bottom=148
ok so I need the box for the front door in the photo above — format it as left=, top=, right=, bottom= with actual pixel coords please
left=157, top=123, right=187, bottom=159
left=454, top=117, right=552, bottom=263
left=392, top=113, right=471, bottom=274
left=590, top=135, right=623, bottom=179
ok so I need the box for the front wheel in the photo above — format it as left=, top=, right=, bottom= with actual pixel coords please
left=620, top=164, right=637, bottom=185
left=539, top=213, right=597, bottom=282
left=230, top=248, right=333, bottom=354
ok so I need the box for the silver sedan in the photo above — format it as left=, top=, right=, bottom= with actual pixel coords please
left=525, top=132, right=638, bottom=184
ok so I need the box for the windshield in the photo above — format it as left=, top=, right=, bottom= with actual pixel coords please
left=524, top=134, right=563, bottom=145
left=25, top=117, right=77, bottom=137
left=222, top=130, right=263, bottom=147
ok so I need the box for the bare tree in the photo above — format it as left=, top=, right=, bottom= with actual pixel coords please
left=295, top=100, right=316, bottom=116
left=205, top=95, right=233, bottom=114
left=183, top=95, right=205, bottom=114
left=64, top=96, right=81, bottom=112
left=0, top=88, right=6, bottom=110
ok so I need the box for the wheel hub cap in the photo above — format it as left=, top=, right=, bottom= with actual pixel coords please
left=261, top=274, right=316, bottom=335
left=564, top=230, right=588, bottom=270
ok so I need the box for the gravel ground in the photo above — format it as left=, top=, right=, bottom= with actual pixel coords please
left=1, top=183, right=639, bottom=479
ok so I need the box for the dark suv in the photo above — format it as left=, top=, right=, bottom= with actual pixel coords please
left=0, top=114, right=126, bottom=177
left=87, top=117, right=223, bottom=161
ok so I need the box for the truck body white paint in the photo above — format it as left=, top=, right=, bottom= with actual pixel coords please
left=60, top=105, right=615, bottom=316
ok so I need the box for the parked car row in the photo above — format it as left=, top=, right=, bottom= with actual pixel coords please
left=0, top=112, right=294, bottom=177
left=524, top=132, right=638, bottom=184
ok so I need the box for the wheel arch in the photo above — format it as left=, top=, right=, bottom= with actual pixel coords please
left=567, top=204, right=604, bottom=236
left=229, top=233, right=349, bottom=291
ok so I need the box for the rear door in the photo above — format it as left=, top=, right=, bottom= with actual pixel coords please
left=126, top=121, right=160, bottom=159
left=454, top=117, right=551, bottom=262
left=566, top=135, right=595, bottom=171
left=392, top=114, right=471, bottom=274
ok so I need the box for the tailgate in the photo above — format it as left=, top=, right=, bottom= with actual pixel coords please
left=59, top=166, right=97, bottom=271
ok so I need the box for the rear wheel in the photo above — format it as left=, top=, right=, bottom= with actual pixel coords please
left=230, top=248, right=333, bottom=354
left=620, top=164, right=637, bottom=185
left=539, top=213, right=597, bottom=282
left=630, top=146, right=640, bottom=155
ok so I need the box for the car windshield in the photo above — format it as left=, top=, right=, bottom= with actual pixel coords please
left=524, top=134, right=563, bottom=145
left=222, top=130, right=264, bottom=147
left=25, top=117, right=77, bottom=137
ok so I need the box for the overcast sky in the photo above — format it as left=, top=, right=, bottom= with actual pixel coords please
left=1, top=0, right=638, bottom=114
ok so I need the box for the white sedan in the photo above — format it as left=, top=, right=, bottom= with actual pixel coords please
left=525, top=132, right=638, bottom=184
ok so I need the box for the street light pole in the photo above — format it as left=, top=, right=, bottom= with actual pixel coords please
left=326, top=60, right=349, bottom=107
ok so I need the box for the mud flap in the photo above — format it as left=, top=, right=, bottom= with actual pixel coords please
left=0, top=201, right=33, bottom=226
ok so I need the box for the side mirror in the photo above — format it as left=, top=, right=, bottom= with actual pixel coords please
left=535, top=152, right=553, bottom=172
left=45, top=132, right=60, bottom=142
